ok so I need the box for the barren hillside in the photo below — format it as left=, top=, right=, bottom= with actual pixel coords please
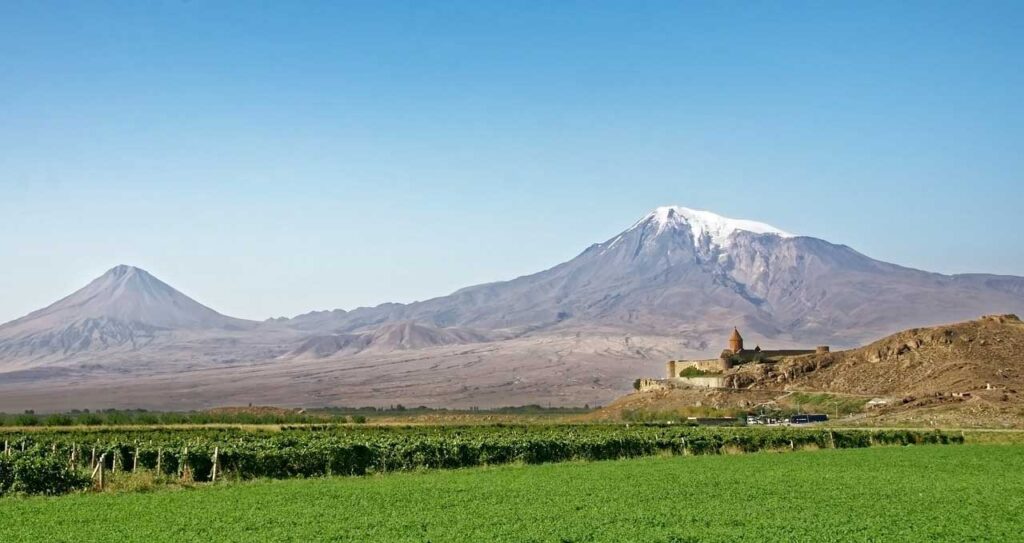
left=596, top=316, right=1024, bottom=428
left=729, top=314, right=1024, bottom=398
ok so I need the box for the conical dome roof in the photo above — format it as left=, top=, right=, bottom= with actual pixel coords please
left=728, top=327, right=744, bottom=352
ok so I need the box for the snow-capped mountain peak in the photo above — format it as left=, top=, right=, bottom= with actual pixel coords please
left=635, top=205, right=793, bottom=247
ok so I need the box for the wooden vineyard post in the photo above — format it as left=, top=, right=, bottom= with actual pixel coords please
left=92, top=453, right=106, bottom=491
left=90, top=447, right=96, bottom=470
left=829, top=431, right=836, bottom=449
left=211, top=447, right=220, bottom=483
left=157, top=448, right=162, bottom=475
left=210, top=446, right=221, bottom=479
left=112, top=452, right=118, bottom=474
left=133, top=447, right=139, bottom=472
left=181, top=447, right=192, bottom=481
left=3, top=440, right=8, bottom=457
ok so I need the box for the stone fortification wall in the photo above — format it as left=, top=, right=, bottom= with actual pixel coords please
left=666, top=359, right=723, bottom=378
left=637, top=378, right=673, bottom=393
left=639, top=376, right=725, bottom=391
left=731, top=350, right=816, bottom=363
left=678, top=376, right=724, bottom=389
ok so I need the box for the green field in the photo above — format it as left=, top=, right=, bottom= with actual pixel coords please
left=2, top=444, right=1021, bottom=542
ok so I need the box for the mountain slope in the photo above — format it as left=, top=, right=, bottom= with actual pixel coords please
left=2, top=207, right=1024, bottom=410
left=0, top=265, right=256, bottom=362
left=286, top=206, right=1024, bottom=348
left=283, top=321, right=497, bottom=359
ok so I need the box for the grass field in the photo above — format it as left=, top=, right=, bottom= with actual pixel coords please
left=2, top=444, right=1022, bottom=542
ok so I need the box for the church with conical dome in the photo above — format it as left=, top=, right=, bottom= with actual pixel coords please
left=664, top=328, right=830, bottom=381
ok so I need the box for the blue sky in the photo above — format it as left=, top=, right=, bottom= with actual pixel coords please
left=1, top=1, right=1022, bottom=323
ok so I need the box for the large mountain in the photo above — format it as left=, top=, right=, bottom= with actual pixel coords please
left=1, top=206, right=1023, bottom=410
left=0, top=265, right=257, bottom=365
left=285, top=206, right=1024, bottom=347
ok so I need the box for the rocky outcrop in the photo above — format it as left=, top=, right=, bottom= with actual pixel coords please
left=722, top=315, right=1024, bottom=398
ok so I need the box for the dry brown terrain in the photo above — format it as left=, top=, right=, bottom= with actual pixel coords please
left=730, top=314, right=1024, bottom=396
left=598, top=315, right=1024, bottom=428
left=588, top=386, right=782, bottom=421
left=0, top=333, right=673, bottom=412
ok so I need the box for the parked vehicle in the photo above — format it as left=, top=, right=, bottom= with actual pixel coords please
left=790, top=414, right=829, bottom=424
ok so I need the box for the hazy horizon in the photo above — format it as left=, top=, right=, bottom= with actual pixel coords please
left=3, top=2, right=1023, bottom=323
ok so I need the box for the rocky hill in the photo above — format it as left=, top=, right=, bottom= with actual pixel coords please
left=727, top=314, right=1024, bottom=397
left=715, top=314, right=1024, bottom=427
left=595, top=315, right=1024, bottom=427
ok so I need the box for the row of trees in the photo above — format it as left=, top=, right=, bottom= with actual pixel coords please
left=1, top=404, right=593, bottom=427
left=0, top=410, right=355, bottom=427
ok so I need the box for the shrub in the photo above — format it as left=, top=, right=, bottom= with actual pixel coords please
left=1, top=455, right=90, bottom=496
left=0, top=457, right=12, bottom=494
left=135, top=413, right=160, bottom=425
left=14, top=414, right=39, bottom=427
left=44, top=414, right=74, bottom=426
left=679, top=367, right=721, bottom=378
left=78, top=413, right=104, bottom=425
left=103, top=412, right=132, bottom=425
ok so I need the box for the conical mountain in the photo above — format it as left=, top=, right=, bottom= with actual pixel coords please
left=0, top=265, right=254, bottom=360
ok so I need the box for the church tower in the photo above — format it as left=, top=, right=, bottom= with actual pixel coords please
left=728, top=327, right=744, bottom=353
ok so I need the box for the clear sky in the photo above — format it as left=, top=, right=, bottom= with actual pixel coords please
left=2, top=1, right=1022, bottom=323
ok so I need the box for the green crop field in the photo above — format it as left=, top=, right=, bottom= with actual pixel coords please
left=2, top=444, right=1021, bottom=542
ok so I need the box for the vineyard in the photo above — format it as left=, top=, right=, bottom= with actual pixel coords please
left=5, top=444, right=1016, bottom=542
left=0, top=425, right=963, bottom=496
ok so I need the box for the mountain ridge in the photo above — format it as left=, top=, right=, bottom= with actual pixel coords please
left=1, top=206, right=1023, bottom=408
left=280, top=207, right=1024, bottom=348
left=282, top=321, right=500, bottom=360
